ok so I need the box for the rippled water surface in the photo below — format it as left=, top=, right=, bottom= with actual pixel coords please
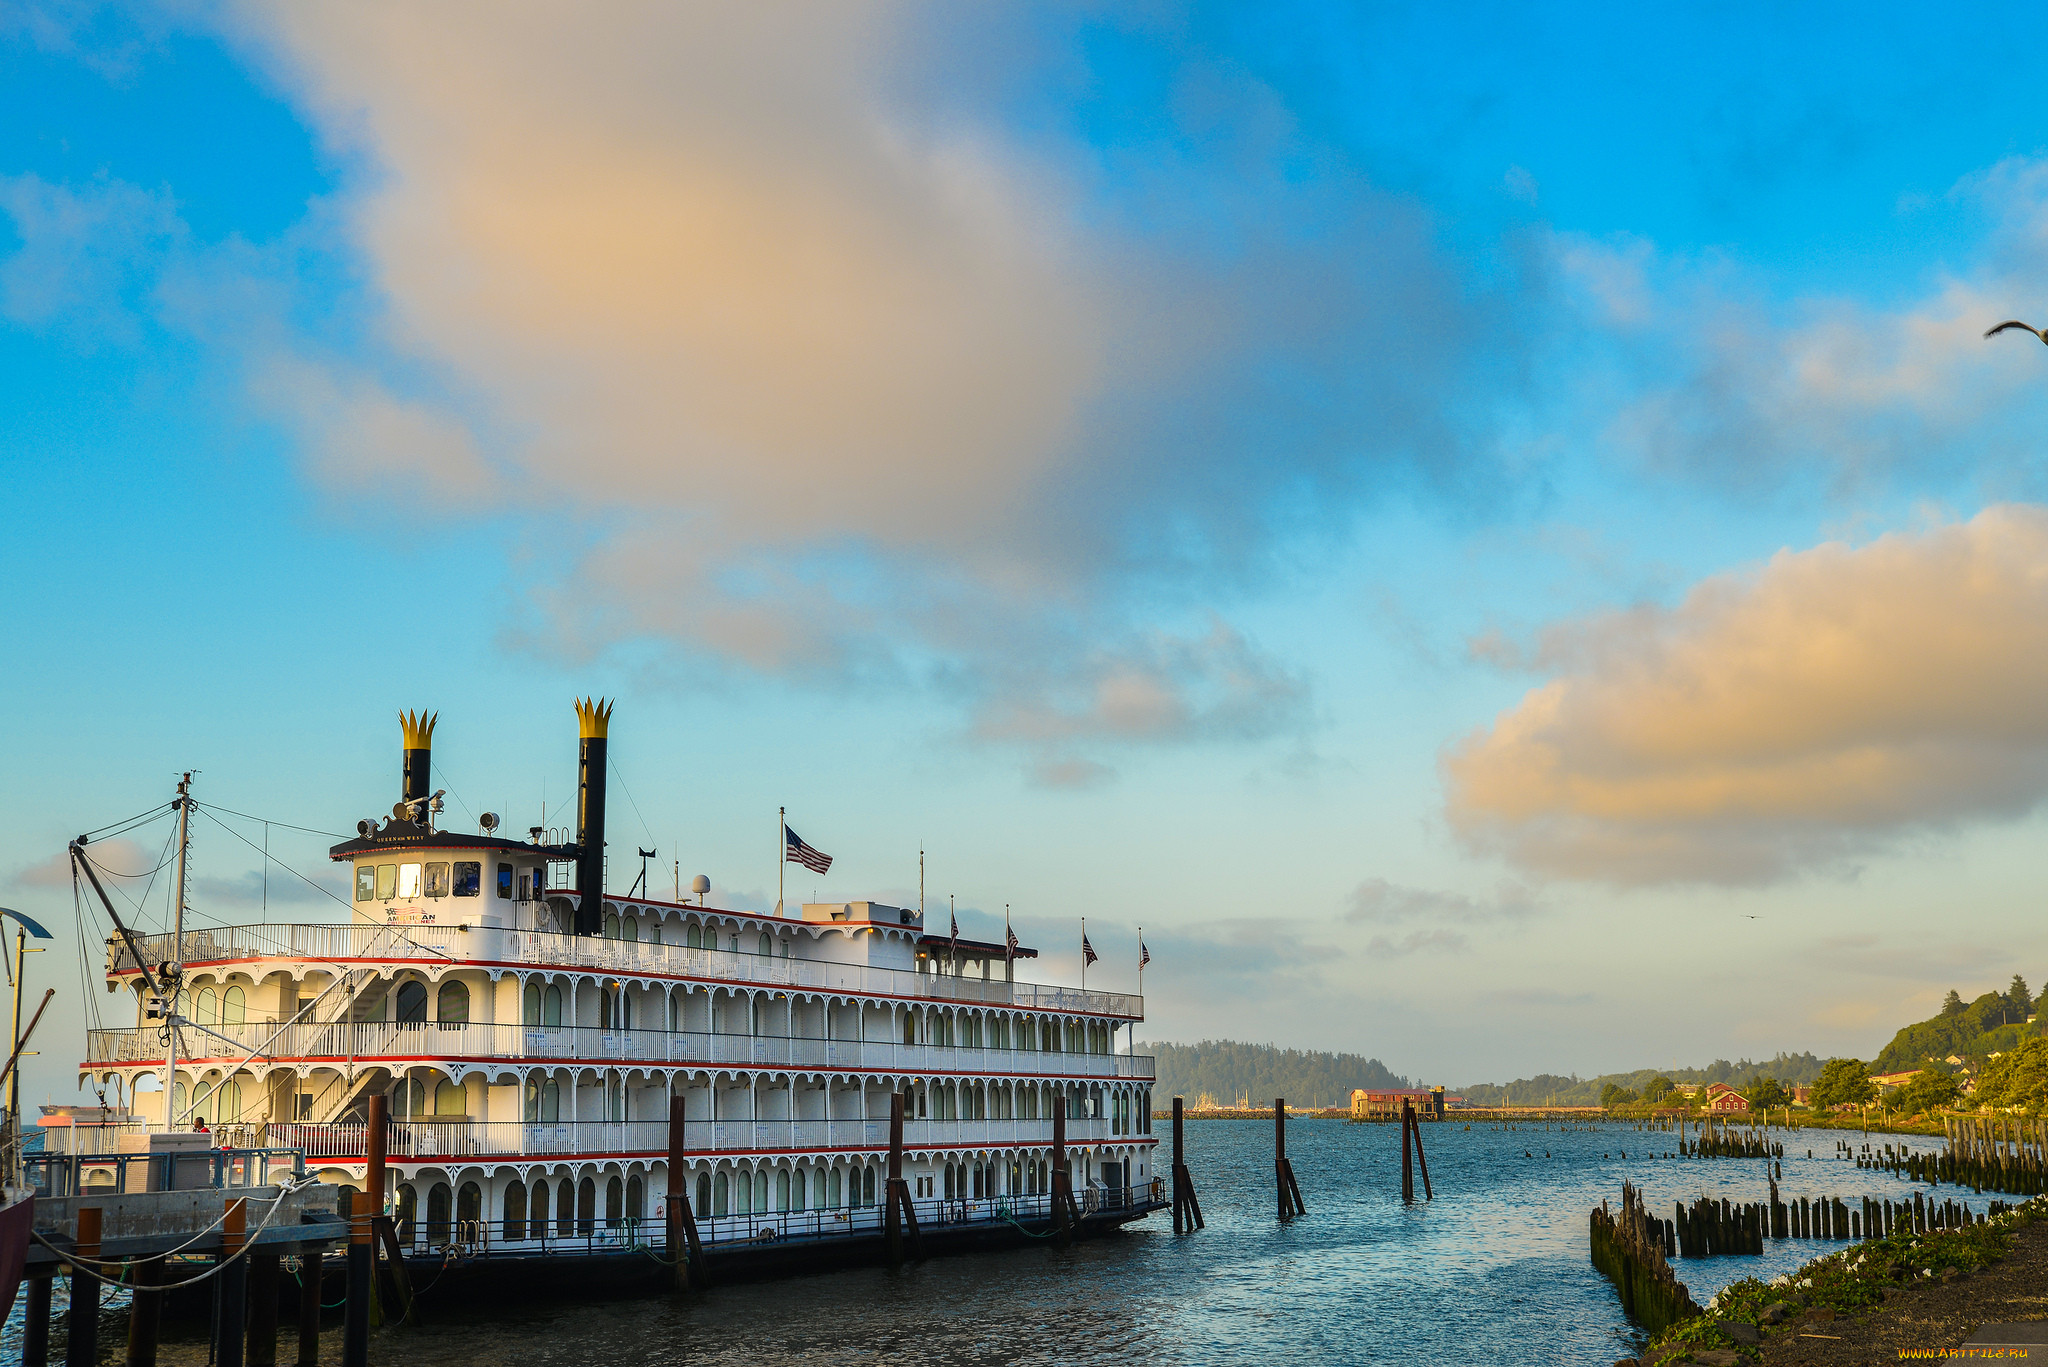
left=10, top=1120, right=1971, bottom=1366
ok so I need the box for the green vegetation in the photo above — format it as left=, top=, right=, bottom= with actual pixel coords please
left=1461, top=1053, right=1824, bottom=1108
left=1810, top=1057, right=1875, bottom=1109
left=1147, top=1040, right=1405, bottom=1108
left=1600, top=1082, right=1640, bottom=1107
left=1872, top=975, right=2036, bottom=1075
left=1976, top=1038, right=2048, bottom=1112
left=1743, top=1076, right=1791, bottom=1109
left=1890, top=1068, right=1961, bottom=1115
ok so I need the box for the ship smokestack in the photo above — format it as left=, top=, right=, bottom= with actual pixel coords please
left=400, top=709, right=437, bottom=809
left=573, top=697, right=613, bottom=936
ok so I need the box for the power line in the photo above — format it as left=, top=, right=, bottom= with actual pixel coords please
left=191, top=808, right=352, bottom=915
left=191, top=802, right=350, bottom=841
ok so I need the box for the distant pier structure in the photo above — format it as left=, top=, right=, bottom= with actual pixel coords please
left=1351, top=1087, right=1449, bottom=1121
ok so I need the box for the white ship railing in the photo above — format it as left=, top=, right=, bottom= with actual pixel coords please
left=107, top=923, right=1141, bottom=1018
left=83, top=1023, right=1155, bottom=1079
left=259, top=1116, right=1137, bottom=1159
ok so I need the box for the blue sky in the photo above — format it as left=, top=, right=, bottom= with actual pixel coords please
left=9, top=3, right=2048, bottom=1108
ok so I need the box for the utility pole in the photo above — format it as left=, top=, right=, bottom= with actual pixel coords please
left=6, top=921, right=44, bottom=1184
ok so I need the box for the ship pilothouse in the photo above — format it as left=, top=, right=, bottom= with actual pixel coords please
left=85, top=702, right=1160, bottom=1256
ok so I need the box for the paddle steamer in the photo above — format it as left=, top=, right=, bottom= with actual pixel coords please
left=78, top=702, right=1159, bottom=1267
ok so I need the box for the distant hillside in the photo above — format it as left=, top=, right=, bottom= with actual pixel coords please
left=1872, top=978, right=2037, bottom=1075
left=1148, top=1040, right=1407, bottom=1108
left=1458, top=1053, right=1828, bottom=1108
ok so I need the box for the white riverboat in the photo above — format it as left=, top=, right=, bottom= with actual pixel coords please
left=74, top=703, right=1161, bottom=1265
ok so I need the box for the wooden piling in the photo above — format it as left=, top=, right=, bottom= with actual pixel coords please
left=344, top=1094, right=387, bottom=1367
left=1170, top=1096, right=1204, bottom=1233
left=248, top=1252, right=280, bottom=1367
left=666, top=1095, right=697, bottom=1291
left=1050, top=1102, right=1080, bottom=1237
left=22, top=1272, right=51, bottom=1367
left=218, top=1196, right=248, bottom=1367
left=296, top=1245, right=324, bottom=1367
left=127, top=1250, right=163, bottom=1367
left=64, top=1205, right=101, bottom=1367
left=1410, top=1107, right=1433, bottom=1201
left=1401, top=1100, right=1415, bottom=1203
left=885, top=1091, right=920, bottom=1265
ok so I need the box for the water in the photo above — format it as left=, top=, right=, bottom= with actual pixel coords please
left=9, top=1120, right=1973, bottom=1365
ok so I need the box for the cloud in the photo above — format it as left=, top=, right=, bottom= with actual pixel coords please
left=0, top=174, right=180, bottom=345
left=1445, top=505, right=2048, bottom=884
left=1345, top=877, right=1537, bottom=956
left=191, top=869, right=339, bottom=908
left=13, top=836, right=153, bottom=889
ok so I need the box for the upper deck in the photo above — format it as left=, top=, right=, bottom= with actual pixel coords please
left=106, top=919, right=1143, bottom=1020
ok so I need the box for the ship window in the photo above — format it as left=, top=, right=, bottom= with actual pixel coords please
left=621, top=918, right=638, bottom=942
left=555, top=1180, right=573, bottom=1237
left=457, top=1182, right=481, bottom=1225
left=395, top=1185, right=417, bottom=1242
left=603, top=912, right=618, bottom=938
left=627, top=1175, right=644, bottom=1222
left=523, top=983, right=540, bottom=1026
left=758, top=933, right=771, bottom=956
left=714, top=1172, right=729, bottom=1217
left=356, top=866, right=376, bottom=901
left=352, top=982, right=387, bottom=1023
left=605, top=1176, right=622, bottom=1226
left=222, top=987, right=246, bottom=1026
left=686, top=923, right=702, bottom=950
left=518, top=873, right=531, bottom=901
left=577, top=1178, right=595, bottom=1234
left=502, top=1181, right=527, bottom=1241
left=666, top=991, right=678, bottom=1032
left=695, top=1172, right=710, bottom=1217
left=543, top=985, right=563, bottom=1028
left=191, top=1080, right=214, bottom=1124
left=827, top=1168, right=842, bottom=1208
left=394, top=982, right=428, bottom=1023
left=434, top=1081, right=466, bottom=1116
left=195, top=988, right=218, bottom=1027
left=863, top=1167, right=877, bottom=1206
left=496, top=864, right=513, bottom=899
left=427, top=1183, right=451, bottom=1233
left=398, top=863, right=423, bottom=898
left=395, top=1077, right=426, bottom=1118
left=453, top=862, right=480, bottom=897
left=424, top=863, right=450, bottom=898
left=436, top=981, right=470, bottom=1025
left=376, top=864, right=397, bottom=900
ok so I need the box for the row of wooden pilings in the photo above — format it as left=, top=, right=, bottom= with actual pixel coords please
left=1861, top=1116, right=2048, bottom=1195
left=1636, top=1185, right=2020, bottom=1260
left=1679, top=1114, right=1783, bottom=1160
left=25, top=1096, right=405, bottom=1367
left=1589, top=1182, right=1697, bottom=1335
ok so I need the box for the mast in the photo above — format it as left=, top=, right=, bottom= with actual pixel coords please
left=162, top=771, right=191, bottom=1125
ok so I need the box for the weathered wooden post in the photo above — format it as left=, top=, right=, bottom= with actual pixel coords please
left=1050, top=1099, right=1078, bottom=1239
left=127, top=1252, right=163, bottom=1367
left=1171, top=1096, right=1205, bottom=1232
left=1273, top=1100, right=1305, bottom=1218
left=666, top=1094, right=699, bottom=1291
left=218, top=1196, right=249, bottom=1367
left=344, top=1096, right=387, bottom=1367
left=22, top=1271, right=53, bottom=1367
left=886, top=1091, right=906, bottom=1266
left=1410, top=1105, right=1434, bottom=1200
left=296, top=1244, right=325, bottom=1367
left=1401, top=1100, right=1416, bottom=1203
left=64, top=1205, right=101, bottom=1367
left=249, top=1244, right=281, bottom=1367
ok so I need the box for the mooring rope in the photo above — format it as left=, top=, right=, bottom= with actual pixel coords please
left=32, top=1177, right=318, bottom=1291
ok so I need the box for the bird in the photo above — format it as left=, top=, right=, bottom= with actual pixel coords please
left=1985, top=320, right=2048, bottom=344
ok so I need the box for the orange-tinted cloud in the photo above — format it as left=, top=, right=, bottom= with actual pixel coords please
left=1445, top=506, right=2048, bottom=883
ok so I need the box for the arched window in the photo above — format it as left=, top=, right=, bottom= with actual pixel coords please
left=626, top=1174, right=643, bottom=1224
left=944, top=1163, right=956, bottom=1200
left=776, top=1169, right=790, bottom=1212
left=192, top=1080, right=215, bottom=1123
left=436, top=981, right=470, bottom=1025
left=737, top=1169, right=754, bottom=1216
left=667, top=992, right=679, bottom=1032
left=576, top=1177, right=596, bottom=1235
left=394, top=981, right=428, bottom=1024
left=503, top=1181, right=527, bottom=1241
left=393, top=1077, right=426, bottom=1118
left=434, top=1080, right=467, bottom=1116
left=863, top=1166, right=877, bottom=1207
left=605, top=1176, right=623, bottom=1226
left=543, top=985, right=563, bottom=1028
left=221, top=986, right=246, bottom=1026
left=694, top=1171, right=710, bottom=1217
left=622, top=918, right=638, bottom=943
left=714, top=1172, right=729, bottom=1217
left=457, top=1181, right=482, bottom=1229
left=687, top=922, right=702, bottom=950
left=196, top=988, right=218, bottom=1027
left=395, top=1185, right=418, bottom=1243
left=903, top=1013, right=916, bottom=1045
left=758, top=933, right=772, bottom=957
left=555, top=1180, right=574, bottom=1237
left=216, top=1079, right=243, bottom=1123
left=603, top=912, right=619, bottom=938
left=793, top=1168, right=807, bottom=1210
left=426, top=1182, right=452, bottom=1235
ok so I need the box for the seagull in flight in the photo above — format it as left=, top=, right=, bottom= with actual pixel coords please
left=1985, top=320, right=2048, bottom=344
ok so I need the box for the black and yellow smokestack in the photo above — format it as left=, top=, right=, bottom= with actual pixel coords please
left=573, top=698, right=613, bottom=936
left=400, top=709, right=437, bottom=809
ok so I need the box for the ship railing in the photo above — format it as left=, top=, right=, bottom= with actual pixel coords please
left=24, top=1145, right=304, bottom=1198
left=262, top=1116, right=1137, bottom=1160
left=106, top=922, right=1141, bottom=1018
left=83, top=1023, right=1155, bottom=1080
left=387, top=1182, right=1167, bottom=1258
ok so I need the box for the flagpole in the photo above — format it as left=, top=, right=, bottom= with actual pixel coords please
left=919, top=847, right=925, bottom=921
left=778, top=806, right=785, bottom=916
left=1081, top=917, right=1086, bottom=993
left=1135, top=926, right=1141, bottom=1058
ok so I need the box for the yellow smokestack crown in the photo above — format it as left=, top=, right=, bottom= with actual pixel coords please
left=400, top=709, right=438, bottom=749
left=575, top=697, right=614, bottom=739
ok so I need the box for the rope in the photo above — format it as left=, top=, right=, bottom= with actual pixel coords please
left=34, top=1180, right=316, bottom=1290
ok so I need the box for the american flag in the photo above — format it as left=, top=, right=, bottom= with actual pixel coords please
left=1082, top=932, right=1097, bottom=966
left=784, top=824, right=832, bottom=875
left=1140, top=940, right=1150, bottom=969
left=949, top=911, right=959, bottom=947
left=1005, top=924, right=1018, bottom=959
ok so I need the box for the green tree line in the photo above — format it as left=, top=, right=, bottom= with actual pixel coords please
left=1148, top=1040, right=1407, bottom=1107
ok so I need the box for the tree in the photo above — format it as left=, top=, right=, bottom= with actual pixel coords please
left=1643, top=1076, right=1675, bottom=1103
left=1600, top=1082, right=1639, bottom=1109
left=1890, top=1069, right=1961, bottom=1117
left=1942, top=989, right=1965, bottom=1017
left=1810, top=1057, right=1875, bottom=1110
left=1974, top=1038, right=2048, bottom=1113
left=2011, top=975, right=2033, bottom=1024
left=1745, top=1076, right=1791, bottom=1110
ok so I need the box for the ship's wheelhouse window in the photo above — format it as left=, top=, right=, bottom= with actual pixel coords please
left=398, top=863, right=423, bottom=898
left=502, top=1181, right=526, bottom=1241
left=394, top=981, right=428, bottom=1023
left=496, top=864, right=513, bottom=899
left=436, top=981, right=469, bottom=1025
left=356, top=866, right=376, bottom=901
left=434, top=1080, right=466, bottom=1116
left=424, top=863, right=450, bottom=898
left=376, top=864, right=398, bottom=900
left=452, top=862, right=481, bottom=897
left=686, top=923, right=702, bottom=950
left=221, top=986, right=246, bottom=1026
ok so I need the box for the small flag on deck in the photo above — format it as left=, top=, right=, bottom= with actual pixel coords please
left=950, top=911, right=959, bottom=947
left=1006, top=924, right=1018, bottom=959
left=784, top=824, right=832, bottom=875
left=1082, top=932, right=1097, bottom=966
left=1140, top=940, right=1150, bottom=969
